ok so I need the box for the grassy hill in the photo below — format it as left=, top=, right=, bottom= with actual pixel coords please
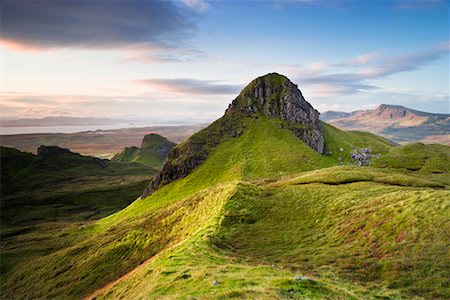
left=1, top=74, right=449, bottom=299
left=0, top=146, right=158, bottom=283
left=112, top=133, right=176, bottom=169
left=1, top=146, right=158, bottom=225
left=2, top=115, right=449, bottom=299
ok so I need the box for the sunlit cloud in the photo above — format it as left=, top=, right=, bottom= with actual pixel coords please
left=0, top=91, right=231, bottom=120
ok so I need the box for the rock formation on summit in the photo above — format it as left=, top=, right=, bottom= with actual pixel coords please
left=226, top=73, right=324, bottom=153
left=141, top=73, right=324, bottom=199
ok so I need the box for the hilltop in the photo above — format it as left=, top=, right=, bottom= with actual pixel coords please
left=1, top=145, right=157, bottom=225
left=1, top=74, right=449, bottom=299
left=321, top=104, right=450, bottom=145
left=112, top=133, right=176, bottom=169
left=142, top=73, right=325, bottom=198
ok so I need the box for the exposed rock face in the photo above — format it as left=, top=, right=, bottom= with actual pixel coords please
left=141, top=73, right=324, bottom=199
left=226, top=73, right=324, bottom=153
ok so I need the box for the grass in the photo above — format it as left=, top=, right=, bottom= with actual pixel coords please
left=1, top=146, right=157, bottom=225
left=321, top=122, right=395, bottom=163
left=372, top=142, right=450, bottom=173
left=214, top=174, right=449, bottom=299
left=111, top=134, right=176, bottom=169
left=90, top=220, right=362, bottom=300
left=1, top=116, right=449, bottom=299
left=90, top=170, right=449, bottom=299
left=0, top=146, right=157, bottom=295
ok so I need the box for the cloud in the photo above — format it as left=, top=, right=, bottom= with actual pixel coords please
left=358, top=41, right=449, bottom=78
left=1, top=0, right=201, bottom=51
left=133, top=78, right=243, bottom=95
left=0, top=90, right=232, bottom=120
left=295, top=41, right=449, bottom=98
left=345, top=51, right=379, bottom=66
left=19, top=108, right=75, bottom=118
left=183, top=0, right=210, bottom=12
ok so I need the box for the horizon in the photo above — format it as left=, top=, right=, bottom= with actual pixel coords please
left=2, top=0, right=449, bottom=122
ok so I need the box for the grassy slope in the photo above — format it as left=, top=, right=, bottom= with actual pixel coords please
left=112, top=134, right=176, bottom=169
left=0, top=147, right=157, bottom=288
left=321, top=122, right=395, bottom=163
left=92, top=168, right=449, bottom=299
left=1, top=146, right=157, bottom=225
left=1, top=116, right=333, bottom=299
left=2, top=117, right=449, bottom=299
left=372, top=142, right=450, bottom=173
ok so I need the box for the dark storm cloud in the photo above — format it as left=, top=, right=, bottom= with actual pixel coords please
left=1, top=0, right=199, bottom=49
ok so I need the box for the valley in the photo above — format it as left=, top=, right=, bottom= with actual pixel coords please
left=0, top=124, right=205, bottom=159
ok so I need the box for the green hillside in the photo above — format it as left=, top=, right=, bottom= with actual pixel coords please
left=1, top=146, right=158, bottom=225
left=1, top=74, right=449, bottom=299
left=372, top=142, right=450, bottom=173
left=112, top=133, right=176, bottom=169
left=2, top=115, right=449, bottom=299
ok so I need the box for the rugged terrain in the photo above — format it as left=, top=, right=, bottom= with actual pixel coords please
left=321, top=104, right=450, bottom=145
left=112, top=133, right=176, bottom=169
left=1, top=74, right=449, bottom=299
left=0, top=124, right=204, bottom=158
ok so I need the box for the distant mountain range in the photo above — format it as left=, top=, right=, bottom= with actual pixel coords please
left=320, top=104, right=450, bottom=145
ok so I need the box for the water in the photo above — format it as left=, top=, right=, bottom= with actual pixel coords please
left=0, top=123, right=194, bottom=135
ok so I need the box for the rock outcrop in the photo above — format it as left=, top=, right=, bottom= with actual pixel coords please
left=141, top=73, right=324, bottom=199
left=112, top=133, right=176, bottom=169
left=37, top=145, right=72, bottom=156
left=226, top=73, right=324, bottom=153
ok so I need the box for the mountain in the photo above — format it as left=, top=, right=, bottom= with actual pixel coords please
left=111, top=133, right=176, bottom=169
left=1, top=145, right=157, bottom=225
left=321, top=104, right=450, bottom=145
left=141, top=73, right=325, bottom=198
left=319, top=110, right=352, bottom=121
left=2, top=74, right=449, bottom=299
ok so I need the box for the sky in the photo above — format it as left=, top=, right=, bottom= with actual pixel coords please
left=1, top=0, right=449, bottom=122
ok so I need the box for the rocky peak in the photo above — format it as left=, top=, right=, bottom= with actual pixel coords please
left=141, top=134, right=168, bottom=149
left=227, top=73, right=320, bottom=125
left=37, top=145, right=71, bottom=156
left=141, top=73, right=325, bottom=199
left=227, top=73, right=324, bottom=153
